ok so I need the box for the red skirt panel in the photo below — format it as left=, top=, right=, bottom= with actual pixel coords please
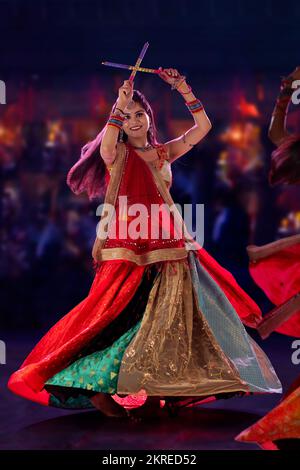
left=248, top=241, right=300, bottom=336
left=8, top=260, right=145, bottom=405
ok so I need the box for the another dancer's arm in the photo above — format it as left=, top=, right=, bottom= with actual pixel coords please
left=158, top=67, right=212, bottom=163
left=100, top=80, right=134, bottom=165
left=268, top=66, right=300, bottom=146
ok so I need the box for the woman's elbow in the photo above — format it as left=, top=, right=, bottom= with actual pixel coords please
left=206, top=119, right=212, bottom=132
left=202, top=119, right=212, bottom=136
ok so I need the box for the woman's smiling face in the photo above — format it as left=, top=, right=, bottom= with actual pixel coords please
left=122, top=100, right=150, bottom=139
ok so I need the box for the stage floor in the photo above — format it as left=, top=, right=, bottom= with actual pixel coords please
left=0, top=330, right=297, bottom=450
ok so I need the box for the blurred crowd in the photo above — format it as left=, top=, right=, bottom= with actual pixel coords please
left=1, top=74, right=300, bottom=329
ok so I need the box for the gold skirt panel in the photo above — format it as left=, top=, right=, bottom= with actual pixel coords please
left=116, top=259, right=248, bottom=396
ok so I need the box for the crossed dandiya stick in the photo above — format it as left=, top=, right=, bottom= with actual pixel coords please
left=101, top=42, right=161, bottom=78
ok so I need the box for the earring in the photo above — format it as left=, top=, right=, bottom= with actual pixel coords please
left=119, top=128, right=124, bottom=142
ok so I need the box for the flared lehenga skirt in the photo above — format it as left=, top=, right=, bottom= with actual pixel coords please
left=8, top=250, right=282, bottom=410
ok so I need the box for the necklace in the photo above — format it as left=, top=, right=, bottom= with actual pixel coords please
left=131, top=143, right=154, bottom=152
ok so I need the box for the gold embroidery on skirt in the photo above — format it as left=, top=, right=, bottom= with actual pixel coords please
left=116, top=260, right=248, bottom=396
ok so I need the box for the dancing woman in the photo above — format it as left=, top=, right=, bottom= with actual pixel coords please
left=8, top=67, right=281, bottom=419
left=236, top=66, right=300, bottom=449
left=245, top=66, right=300, bottom=339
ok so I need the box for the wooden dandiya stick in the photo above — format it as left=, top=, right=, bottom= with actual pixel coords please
left=101, top=61, right=159, bottom=75
left=128, top=41, right=149, bottom=82
left=101, top=42, right=152, bottom=81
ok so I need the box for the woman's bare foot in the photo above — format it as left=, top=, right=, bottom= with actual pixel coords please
left=90, top=393, right=128, bottom=418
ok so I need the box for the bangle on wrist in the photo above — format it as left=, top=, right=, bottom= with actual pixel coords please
left=108, top=113, right=125, bottom=130
left=185, top=98, right=204, bottom=114
left=110, top=112, right=125, bottom=120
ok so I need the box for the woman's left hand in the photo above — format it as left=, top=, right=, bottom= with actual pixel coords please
left=158, top=67, right=185, bottom=87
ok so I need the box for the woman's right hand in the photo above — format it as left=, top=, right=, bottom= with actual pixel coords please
left=117, top=79, right=134, bottom=109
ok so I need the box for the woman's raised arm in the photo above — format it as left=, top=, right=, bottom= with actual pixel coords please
left=100, top=80, right=134, bottom=165
left=158, top=67, right=212, bottom=163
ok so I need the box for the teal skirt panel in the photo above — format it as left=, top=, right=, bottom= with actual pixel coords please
left=46, top=320, right=141, bottom=400
left=188, top=251, right=282, bottom=394
left=45, top=263, right=159, bottom=409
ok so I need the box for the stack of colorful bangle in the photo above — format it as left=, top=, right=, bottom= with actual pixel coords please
left=107, top=113, right=125, bottom=130
left=185, top=98, right=204, bottom=114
